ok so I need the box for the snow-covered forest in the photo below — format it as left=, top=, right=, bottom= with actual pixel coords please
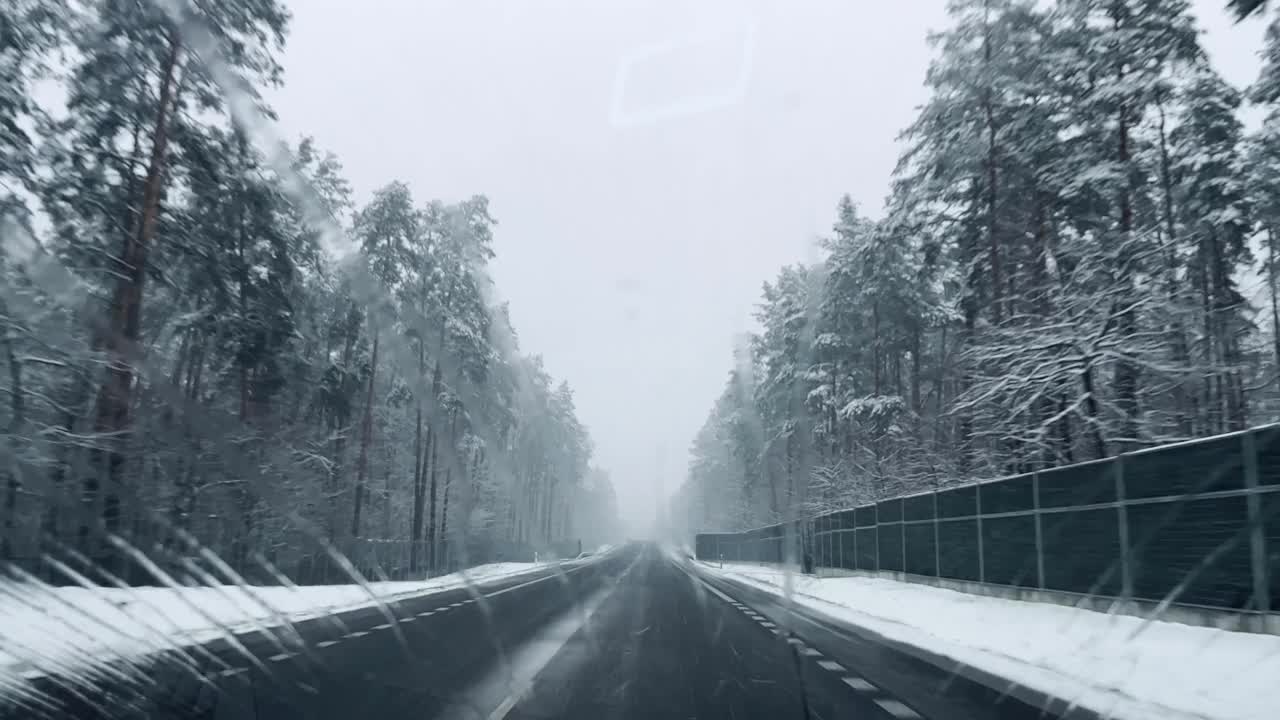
left=0, top=0, right=618, bottom=581
left=672, top=0, right=1280, bottom=535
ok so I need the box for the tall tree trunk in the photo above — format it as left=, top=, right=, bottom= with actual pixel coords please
left=1, top=316, right=22, bottom=561
left=328, top=315, right=358, bottom=538
left=936, top=324, right=948, bottom=448
left=872, top=302, right=882, bottom=395
left=236, top=134, right=252, bottom=423
left=958, top=299, right=976, bottom=475
left=410, top=337, right=426, bottom=572
left=422, top=421, right=436, bottom=560
left=957, top=178, right=982, bottom=476
left=1056, top=393, right=1075, bottom=464
left=543, top=479, right=555, bottom=543
left=1156, top=93, right=1194, bottom=437
left=439, top=467, right=452, bottom=569
left=1110, top=3, right=1140, bottom=448
left=383, top=464, right=393, bottom=539
left=1269, top=226, right=1280, bottom=371
left=893, top=350, right=903, bottom=399
left=351, top=331, right=378, bottom=539
left=425, top=362, right=442, bottom=571
left=422, top=281, right=454, bottom=570
left=1081, top=364, right=1107, bottom=459
left=438, top=408, right=458, bottom=570
left=982, top=0, right=1003, bottom=326
left=1197, top=238, right=1218, bottom=434
left=83, top=31, right=182, bottom=568
left=910, top=326, right=922, bottom=418
left=1208, top=227, right=1246, bottom=429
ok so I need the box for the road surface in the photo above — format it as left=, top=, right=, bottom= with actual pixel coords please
left=5, top=543, right=1083, bottom=720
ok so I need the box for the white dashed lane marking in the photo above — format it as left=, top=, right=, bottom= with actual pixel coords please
left=843, top=677, right=877, bottom=692
left=316, top=640, right=339, bottom=648
left=418, top=610, right=435, bottom=617
left=268, top=652, right=296, bottom=663
left=347, top=630, right=369, bottom=638
left=219, top=667, right=248, bottom=678
left=373, top=623, right=393, bottom=630
left=874, top=698, right=924, bottom=719
left=689, top=567, right=928, bottom=719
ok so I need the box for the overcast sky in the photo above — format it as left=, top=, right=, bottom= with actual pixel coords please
left=268, top=1, right=1269, bottom=533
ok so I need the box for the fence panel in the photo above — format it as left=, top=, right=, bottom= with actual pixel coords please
left=903, top=494, right=935, bottom=521
left=1257, top=427, right=1280, bottom=487
left=1125, top=436, right=1243, bottom=499
left=1038, top=460, right=1115, bottom=508
left=937, top=485, right=977, bottom=518
left=877, top=523, right=903, bottom=572
left=855, top=527, right=877, bottom=570
left=1264, top=493, right=1280, bottom=609
left=935, top=518, right=976, bottom=581
left=981, top=476, right=1035, bottom=514
left=1128, top=496, right=1254, bottom=609
left=981, top=515, right=1038, bottom=588
left=1041, top=507, right=1122, bottom=595
left=840, top=530, right=858, bottom=571
left=904, top=523, right=937, bottom=577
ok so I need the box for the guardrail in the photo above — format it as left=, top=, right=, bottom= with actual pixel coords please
left=696, top=424, right=1280, bottom=614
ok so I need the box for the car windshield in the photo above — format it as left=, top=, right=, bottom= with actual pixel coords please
left=2, top=1, right=1280, bottom=719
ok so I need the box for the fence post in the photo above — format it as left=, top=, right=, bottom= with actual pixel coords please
left=1033, top=471, right=1045, bottom=590
left=976, top=485, right=986, bottom=584
left=836, top=523, right=843, bottom=571
left=874, top=504, right=881, bottom=573
left=830, top=522, right=837, bottom=575
left=900, top=504, right=907, bottom=577
left=1243, top=429, right=1271, bottom=613
left=851, top=518, right=858, bottom=572
left=932, top=490, right=941, bottom=580
left=1115, top=455, right=1135, bottom=600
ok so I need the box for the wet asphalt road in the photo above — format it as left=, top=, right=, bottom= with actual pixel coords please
left=6, top=543, right=1082, bottom=720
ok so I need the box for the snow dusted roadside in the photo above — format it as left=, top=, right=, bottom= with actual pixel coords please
left=702, top=562, right=1280, bottom=720
left=0, top=561, right=551, bottom=688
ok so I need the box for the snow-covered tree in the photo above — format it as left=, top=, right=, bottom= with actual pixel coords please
left=675, top=0, right=1276, bottom=531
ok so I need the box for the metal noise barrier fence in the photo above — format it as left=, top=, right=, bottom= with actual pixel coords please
left=696, top=424, right=1280, bottom=614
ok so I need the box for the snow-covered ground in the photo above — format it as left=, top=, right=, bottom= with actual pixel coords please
left=703, top=562, right=1280, bottom=720
left=0, top=561, right=549, bottom=688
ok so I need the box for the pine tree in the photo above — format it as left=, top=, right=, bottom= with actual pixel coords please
left=1170, top=67, right=1254, bottom=432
